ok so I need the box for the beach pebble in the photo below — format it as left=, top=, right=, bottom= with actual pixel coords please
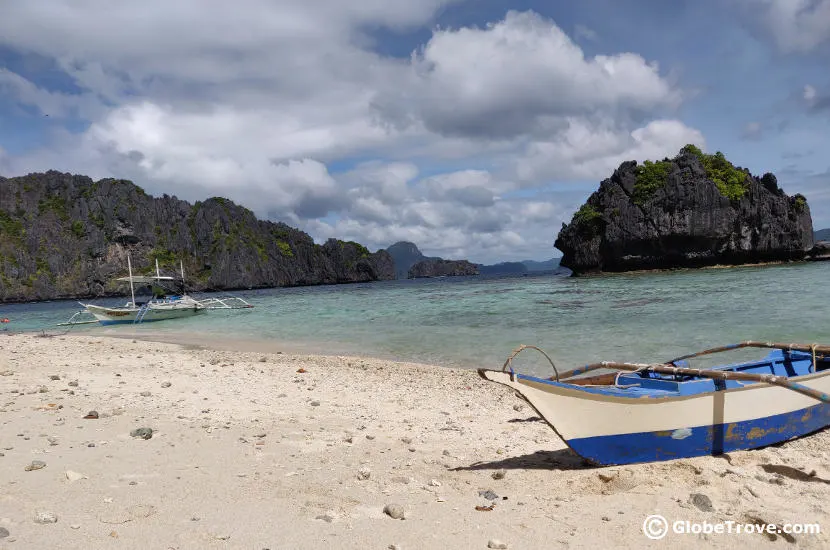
left=383, top=503, right=406, bottom=520
left=130, top=428, right=154, bottom=440
left=488, top=540, right=508, bottom=549
left=310, top=400, right=320, bottom=407
left=428, top=479, right=441, bottom=487
left=689, top=493, right=713, bottom=512
left=389, top=545, right=402, bottom=550
left=38, top=385, right=49, bottom=393
left=140, top=391, right=151, bottom=397
left=34, top=511, right=58, bottom=524
left=49, top=374, right=60, bottom=380
left=160, top=382, right=172, bottom=388
left=259, top=357, right=267, bottom=362
left=68, top=380, right=78, bottom=387
left=512, top=404, right=524, bottom=412
left=47, top=436, right=58, bottom=446
left=401, top=437, right=412, bottom=444
left=84, top=410, right=99, bottom=419
left=479, top=490, right=499, bottom=501
left=65, top=470, right=88, bottom=482
left=0, top=527, right=9, bottom=538
left=366, top=435, right=375, bottom=440
left=70, top=524, right=80, bottom=530
left=357, top=467, right=371, bottom=480
left=315, top=511, right=337, bottom=523
left=25, top=460, right=46, bottom=471
left=492, top=470, right=506, bottom=480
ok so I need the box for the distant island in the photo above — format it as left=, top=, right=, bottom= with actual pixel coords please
left=384, top=241, right=561, bottom=278
left=555, top=145, right=814, bottom=275
left=816, top=228, right=830, bottom=241
left=0, top=171, right=394, bottom=302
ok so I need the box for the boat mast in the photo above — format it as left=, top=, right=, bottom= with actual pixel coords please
left=127, top=254, right=136, bottom=307
left=156, top=258, right=161, bottom=279
left=180, top=260, right=186, bottom=295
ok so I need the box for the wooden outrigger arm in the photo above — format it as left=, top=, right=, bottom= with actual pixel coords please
left=502, top=341, right=830, bottom=404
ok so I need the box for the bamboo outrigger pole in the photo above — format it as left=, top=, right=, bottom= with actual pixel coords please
left=595, top=361, right=830, bottom=404
left=507, top=342, right=830, bottom=404
left=667, top=341, right=830, bottom=364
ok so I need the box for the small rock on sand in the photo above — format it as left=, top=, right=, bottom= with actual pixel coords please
left=65, top=470, right=88, bottom=482
left=68, top=380, right=78, bottom=387
left=488, top=539, right=508, bottom=549
left=34, top=511, right=58, bottom=524
left=160, top=382, right=172, bottom=388
left=357, top=467, right=371, bottom=480
left=689, top=493, right=713, bottom=512
left=383, top=503, right=405, bottom=520
left=25, top=460, right=46, bottom=471
left=315, top=511, right=337, bottom=523
left=310, top=400, right=320, bottom=407
left=491, top=470, right=506, bottom=480
left=0, top=527, right=9, bottom=538
left=49, top=374, right=60, bottom=380
left=139, top=391, right=151, bottom=397
left=84, top=411, right=99, bottom=419
left=130, top=428, right=153, bottom=440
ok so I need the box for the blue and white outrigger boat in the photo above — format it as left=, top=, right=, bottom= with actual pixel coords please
left=65, top=255, right=252, bottom=326
left=479, top=342, right=830, bottom=465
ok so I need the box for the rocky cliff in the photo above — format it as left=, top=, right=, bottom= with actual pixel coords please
left=385, top=241, right=440, bottom=279
left=554, top=145, right=814, bottom=275
left=0, top=171, right=394, bottom=302
left=408, top=259, right=479, bottom=278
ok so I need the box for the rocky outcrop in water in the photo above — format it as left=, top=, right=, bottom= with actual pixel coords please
left=408, top=259, right=479, bottom=278
left=0, top=171, right=394, bottom=302
left=385, top=241, right=440, bottom=279
left=554, top=145, right=814, bottom=275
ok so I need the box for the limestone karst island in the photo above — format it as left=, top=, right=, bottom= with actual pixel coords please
left=555, top=145, right=816, bottom=275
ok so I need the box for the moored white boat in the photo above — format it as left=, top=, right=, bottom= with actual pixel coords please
left=64, top=255, right=252, bottom=327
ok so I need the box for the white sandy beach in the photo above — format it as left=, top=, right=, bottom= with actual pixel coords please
left=1, top=332, right=828, bottom=549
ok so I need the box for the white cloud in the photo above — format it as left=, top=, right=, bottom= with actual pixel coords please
left=516, top=119, right=706, bottom=183
left=0, top=5, right=703, bottom=263
left=375, top=11, right=682, bottom=139
left=740, top=0, right=830, bottom=52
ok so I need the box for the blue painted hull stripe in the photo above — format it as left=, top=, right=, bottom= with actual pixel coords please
left=567, top=402, right=830, bottom=465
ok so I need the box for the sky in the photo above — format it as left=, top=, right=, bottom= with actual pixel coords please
left=1, top=0, right=829, bottom=264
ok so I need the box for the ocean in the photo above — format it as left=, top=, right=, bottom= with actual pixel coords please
left=2, top=261, right=828, bottom=377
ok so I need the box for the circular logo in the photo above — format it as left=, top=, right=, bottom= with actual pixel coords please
left=643, top=514, right=669, bottom=540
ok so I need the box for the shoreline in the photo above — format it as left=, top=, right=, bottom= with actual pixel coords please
left=1, top=333, right=828, bottom=548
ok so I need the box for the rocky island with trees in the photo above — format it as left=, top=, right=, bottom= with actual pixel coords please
left=554, top=145, right=815, bottom=275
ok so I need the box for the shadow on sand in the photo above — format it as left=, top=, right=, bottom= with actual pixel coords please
left=451, top=448, right=596, bottom=472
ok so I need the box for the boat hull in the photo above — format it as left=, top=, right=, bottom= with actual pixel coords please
left=83, top=304, right=205, bottom=325
left=479, top=367, right=830, bottom=465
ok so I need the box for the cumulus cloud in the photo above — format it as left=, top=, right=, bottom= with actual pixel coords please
left=0, top=4, right=703, bottom=263
left=375, top=11, right=682, bottom=140
left=740, top=0, right=830, bottom=52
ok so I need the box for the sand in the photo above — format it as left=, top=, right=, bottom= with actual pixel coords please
left=0, top=332, right=828, bottom=549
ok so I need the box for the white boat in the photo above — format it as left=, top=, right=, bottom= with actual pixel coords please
left=64, top=255, right=252, bottom=326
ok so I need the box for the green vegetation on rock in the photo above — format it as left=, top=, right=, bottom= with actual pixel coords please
left=633, top=144, right=749, bottom=203
left=0, top=210, right=24, bottom=239
left=276, top=240, right=293, bottom=257
left=573, top=204, right=602, bottom=225
left=794, top=194, right=808, bottom=212
left=633, top=160, right=672, bottom=204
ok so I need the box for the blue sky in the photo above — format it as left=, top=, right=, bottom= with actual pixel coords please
left=1, top=0, right=829, bottom=263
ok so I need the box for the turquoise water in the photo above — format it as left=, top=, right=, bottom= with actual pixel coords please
left=2, top=262, right=828, bottom=376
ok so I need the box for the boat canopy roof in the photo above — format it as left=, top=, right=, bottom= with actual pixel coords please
left=115, top=275, right=178, bottom=284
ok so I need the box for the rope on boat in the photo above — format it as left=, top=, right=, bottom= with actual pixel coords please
left=502, top=344, right=560, bottom=381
